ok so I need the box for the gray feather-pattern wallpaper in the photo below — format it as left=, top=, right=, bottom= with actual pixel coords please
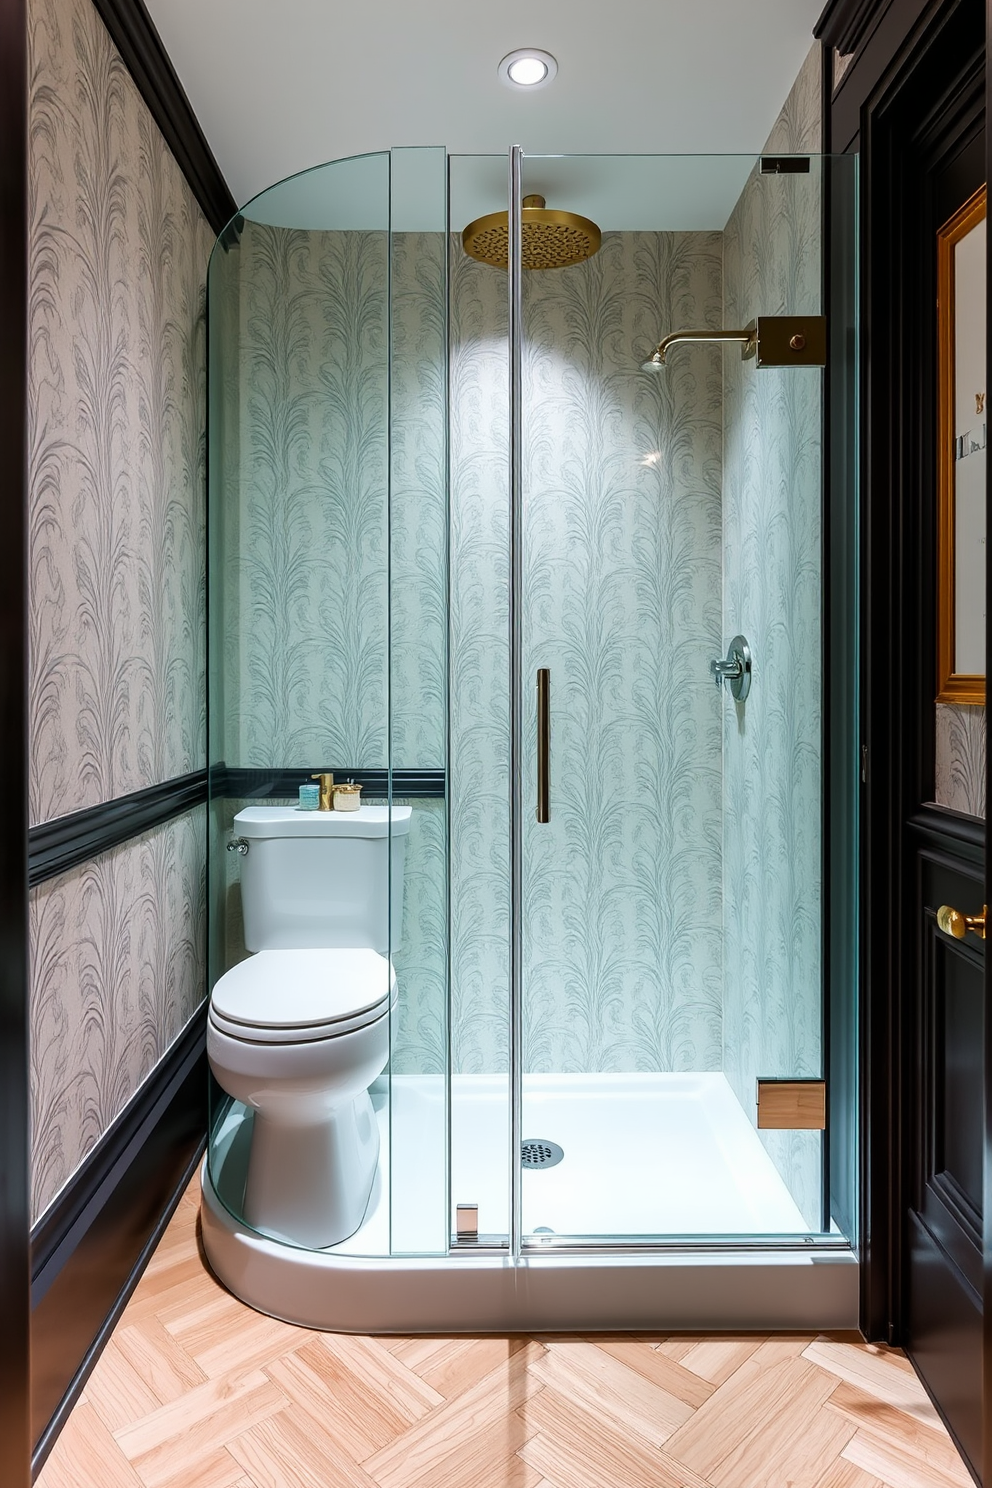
left=935, top=703, right=986, bottom=818
left=30, top=810, right=206, bottom=1222
left=28, top=0, right=210, bottom=1220
left=28, top=0, right=211, bottom=826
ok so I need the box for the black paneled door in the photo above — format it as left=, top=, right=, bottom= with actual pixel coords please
left=907, top=836, right=985, bottom=1478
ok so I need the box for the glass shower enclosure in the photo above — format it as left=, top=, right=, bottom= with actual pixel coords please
left=202, top=142, right=860, bottom=1323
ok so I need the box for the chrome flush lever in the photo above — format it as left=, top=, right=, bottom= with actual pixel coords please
left=711, top=635, right=752, bottom=702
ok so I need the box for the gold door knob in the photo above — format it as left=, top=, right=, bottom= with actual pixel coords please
left=936, top=903, right=987, bottom=940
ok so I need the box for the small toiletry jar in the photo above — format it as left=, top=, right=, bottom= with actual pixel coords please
left=298, top=782, right=320, bottom=810
left=333, top=781, right=362, bottom=812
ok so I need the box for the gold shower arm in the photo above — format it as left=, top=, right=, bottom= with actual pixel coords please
left=642, top=316, right=826, bottom=370
left=643, top=323, right=757, bottom=368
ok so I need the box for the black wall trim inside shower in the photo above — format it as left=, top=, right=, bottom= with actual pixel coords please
left=88, top=0, right=237, bottom=235
left=28, top=770, right=209, bottom=887
left=216, top=766, right=447, bottom=800
left=26, top=765, right=445, bottom=889
left=30, top=1004, right=208, bottom=1474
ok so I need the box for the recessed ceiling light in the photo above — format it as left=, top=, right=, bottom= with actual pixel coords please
left=499, top=49, right=558, bottom=90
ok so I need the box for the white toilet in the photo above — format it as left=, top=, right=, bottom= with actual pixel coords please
left=207, top=803, right=412, bottom=1248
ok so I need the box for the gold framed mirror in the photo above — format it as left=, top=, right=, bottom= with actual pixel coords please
left=937, top=184, right=986, bottom=705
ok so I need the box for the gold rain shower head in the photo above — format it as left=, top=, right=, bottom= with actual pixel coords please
left=462, top=195, right=602, bottom=271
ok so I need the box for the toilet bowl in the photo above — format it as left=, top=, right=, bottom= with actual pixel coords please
left=208, top=946, right=396, bottom=1248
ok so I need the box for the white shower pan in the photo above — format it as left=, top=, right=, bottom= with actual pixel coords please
left=201, top=1072, right=859, bottom=1332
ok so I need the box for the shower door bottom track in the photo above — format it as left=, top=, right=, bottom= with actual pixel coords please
left=200, top=1164, right=857, bottom=1333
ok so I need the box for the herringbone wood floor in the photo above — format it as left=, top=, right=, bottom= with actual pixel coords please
left=37, top=1174, right=972, bottom=1488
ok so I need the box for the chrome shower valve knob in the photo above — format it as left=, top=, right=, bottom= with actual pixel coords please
left=711, top=636, right=752, bottom=703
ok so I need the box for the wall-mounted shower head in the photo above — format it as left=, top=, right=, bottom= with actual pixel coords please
left=462, top=195, right=601, bottom=271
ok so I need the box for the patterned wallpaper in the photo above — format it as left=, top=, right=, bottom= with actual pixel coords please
left=935, top=703, right=987, bottom=818
left=30, top=811, right=206, bottom=1221
left=28, top=0, right=211, bottom=825
left=448, top=234, right=726, bottom=1074
left=28, top=0, right=211, bottom=1220
left=721, top=45, right=824, bottom=1228
left=221, top=223, right=389, bottom=768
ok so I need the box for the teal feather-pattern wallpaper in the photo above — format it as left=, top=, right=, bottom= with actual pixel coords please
left=448, top=231, right=726, bottom=1074
left=721, top=46, right=824, bottom=1227
left=227, top=223, right=390, bottom=768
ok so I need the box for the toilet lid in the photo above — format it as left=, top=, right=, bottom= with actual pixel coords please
left=209, top=948, right=395, bottom=1043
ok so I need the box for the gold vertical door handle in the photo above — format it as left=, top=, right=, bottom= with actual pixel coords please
left=936, top=903, right=987, bottom=940
left=536, top=669, right=550, bottom=823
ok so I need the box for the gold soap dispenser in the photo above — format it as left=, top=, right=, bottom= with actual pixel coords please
left=311, top=772, right=334, bottom=811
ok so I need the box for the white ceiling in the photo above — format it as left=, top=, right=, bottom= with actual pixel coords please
left=144, top=0, right=824, bottom=222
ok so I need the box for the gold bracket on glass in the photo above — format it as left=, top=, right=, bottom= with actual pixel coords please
left=750, top=315, right=827, bottom=367
left=756, top=1079, right=827, bottom=1130
left=936, top=903, right=987, bottom=940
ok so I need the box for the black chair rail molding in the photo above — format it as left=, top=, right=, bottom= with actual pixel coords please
left=28, top=770, right=209, bottom=887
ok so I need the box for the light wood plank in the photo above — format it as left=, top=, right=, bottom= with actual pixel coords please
left=815, top=1459, right=887, bottom=1488
left=528, top=1339, right=695, bottom=1450
left=37, top=1402, right=145, bottom=1488
left=707, top=1383, right=856, bottom=1488
left=150, top=1447, right=246, bottom=1488
left=377, top=1412, right=544, bottom=1488
left=264, top=1337, right=417, bottom=1461
left=317, top=1332, right=446, bottom=1417
left=392, top=1335, right=530, bottom=1398
left=114, top=1318, right=206, bottom=1404
left=85, top=1341, right=163, bottom=1434
left=803, top=1340, right=943, bottom=1427
left=824, top=1380, right=971, bottom=1481
left=654, top=1337, right=701, bottom=1363
left=519, top=1382, right=714, bottom=1488
left=675, top=1335, right=770, bottom=1384
left=843, top=1426, right=975, bottom=1488
left=167, top=1293, right=316, bottom=1379
left=594, top=1338, right=716, bottom=1409
left=663, top=1340, right=822, bottom=1478
left=114, top=1371, right=286, bottom=1488
left=362, top=1339, right=546, bottom=1488
left=228, top=1409, right=382, bottom=1488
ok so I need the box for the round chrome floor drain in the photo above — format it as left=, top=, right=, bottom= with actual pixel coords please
left=521, top=1139, right=564, bottom=1169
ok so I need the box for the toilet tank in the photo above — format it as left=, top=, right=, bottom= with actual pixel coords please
left=233, top=805, right=412, bottom=954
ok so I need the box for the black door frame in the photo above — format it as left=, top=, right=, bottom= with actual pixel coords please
left=0, top=0, right=32, bottom=1482
left=984, top=8, right=992, bottom=1482
left=819, top=0, right=992, bottom=1474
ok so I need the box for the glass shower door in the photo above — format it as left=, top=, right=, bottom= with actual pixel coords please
left=515, top=150, right=834, bottom=1244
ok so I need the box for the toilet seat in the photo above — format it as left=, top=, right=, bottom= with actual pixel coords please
left=209, top=948, right=395, bottom=1045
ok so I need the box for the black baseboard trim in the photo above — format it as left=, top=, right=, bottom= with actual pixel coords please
left=28, top=770, right=208, bottom=887
left=30, top=1004, right=208, bottom=1472
left=216, top=766, right=446, bottom=800
left=88, top=0, right=236, bottom=235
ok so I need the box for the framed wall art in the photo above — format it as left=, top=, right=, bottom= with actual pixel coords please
left=937, top=184, right=986, bottom=705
